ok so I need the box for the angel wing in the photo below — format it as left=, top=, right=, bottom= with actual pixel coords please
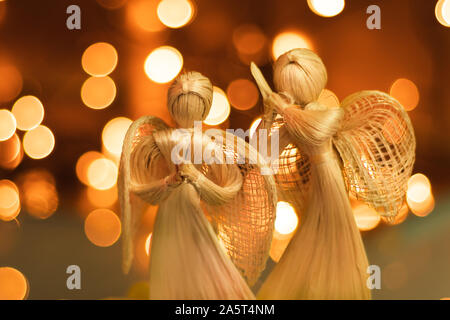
left=119, top=115, right=170, bottom=274
left=200, top=130, right=277, bottom=286
left=333, top=90, right=416, bottom=220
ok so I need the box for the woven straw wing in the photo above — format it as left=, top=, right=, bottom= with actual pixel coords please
left=119, top=116, right=170, bottom=274
left=333, top=91, right=416, bottom=219
left=202, top=132, right=277, bottom=286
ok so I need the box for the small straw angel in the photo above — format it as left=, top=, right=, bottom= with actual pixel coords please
left=118, top=71, right=277, bottom=299
left=250, top=48, right=416, bottom=299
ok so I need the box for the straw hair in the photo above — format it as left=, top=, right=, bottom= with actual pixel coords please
left=119, top=71, right=277, bottom=299
left=167, top=71, right=213, bottom=128
left=273, top=48, right=327, bottom=105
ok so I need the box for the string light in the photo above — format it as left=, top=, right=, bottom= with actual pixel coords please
left=390, top=78, right=420, bottom=111
left=102, top=117, right=132, bottom=157
left=275, top=201, right=299, bottom=235
left=144, top=46, right=183, bottom=83
left=23, top=125, right=55, bottom=159
left=87, top=158, right=118, bottom=190
left=84, top=209, right=121, bottom=247
left=0, top=109, right=16, bottom=141
left=12, top=96, right=44, bottom=131
left=435, top=0, right=450, bottom=27
left=272, top=31, right=312, bottom=60
left=157, top=0, right=194, bottom=29
left=82, top=42, right=118, bottom=77
left=307, top=0, right=345, bottom=18
left=203, top=87, right=230, bottom=126
left=81, top=76, right=117, bottom=109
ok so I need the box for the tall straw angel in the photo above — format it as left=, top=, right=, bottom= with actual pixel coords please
left=118, top=71, right=277, bottom=299
left=250, top=48, right=416, bottom=299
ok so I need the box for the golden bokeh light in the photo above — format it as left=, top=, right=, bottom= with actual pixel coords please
left=226, top=79, right=259, bottom=111
left=272, top=31, right=312, bottom=60
left=20, top=170, right=58, bottom=220
left=0, top=63, right=23, bottom=103
left=407, top=173, right=434, bottom=217
left=102, top=117, right=132, bottom=157
left=307, top=0, right=345, bottom=17
left=0, top=267, right=28, bottom=300
left=0, top=180, right=20, bottom=221
left=275, top=201, right=299, bottom=235
left=23, top=125, right=55, bottom=159
left=84, top=209, right=121, bottom=247
left=352, top=201, right=381, bottom=231
left=232, top=24, right=267, bottom=56
left=76, top=151, right=104, bottom=186
left=82, top=42, right=118, bottom=77
left=81, top=76, right=117, bottom=109
left=0, top=109, right=16, bottom=141
left=0, top=133, right=21, bottom=167
left=87, top=185, right=118, bottom=208
left=389, top=78, right=420, bottom=111
left=318, top=89, right=340, bottom=109
left=435, top=0, right=450, bottom=27
left=144, top=46, right=183, bottom=84
left=203, top=86, right=230, bottom=126
left=145, top=233, right=153, bottom=256
left=249, top=117, right=262, bottom=139
left=87, top=158, right=118, bottom=190
left=127, top=0, right=165, bottom=32
left=157, top=0, right=194, bottom=29
left=12, top=96, right=44, bottom=131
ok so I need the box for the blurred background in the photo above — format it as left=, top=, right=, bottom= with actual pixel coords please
left=0, top=0, right=449, bottom=300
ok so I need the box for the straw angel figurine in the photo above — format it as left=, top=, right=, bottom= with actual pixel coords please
left=250, top=48, right=415, bottom=299
left=118, top=71, right=277, bottom=299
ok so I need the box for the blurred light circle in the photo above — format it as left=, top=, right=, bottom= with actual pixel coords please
left=0, top=109, right=16, bottom=141
left=145, top=233, right=153, bottom=255
left=23, top=125, right=55, bottom=159
left=307, top=0, right=345, bottom=17
left=318, top=89, right=340, bottom=109
left=144, top=46, right=183, bottom=84
left=102, top=117, right=132, bottom=157
left=82, top=42, right=118, bottom=77
left=232, top=24, right=267, bottom=56
left=96, top=0, right=127, bottom=10
left=0, top=180, right=20, bottom=221
left=407, top=173, right=431, bottom=203
left=352, top=202, right=381, bottom=231
left=87, top=185, right=118, bottom=208
left=0, top=64, right=22, bottom=103
left=157, top=0, right=194, bottom=29
left=87, top=158, right=118, bottom=190
left=203, top=87, right=230, bottom=126
left=84, top=209, right=121, bottom=247
left=435, top=0, right=450, bottom=27
left=127, top=0, right=165, bottom=32
left=76, top=151, right=104, bottom=185
left=249, top=117, right=262, bottom=139
left=226, top=79, right=259, bottom=111
left=275, top=201, right=298, bottom=235
left=81, top=76, right=117, bottom=109
left=389, top=78, right=420, bottom=111
left=0, top=267, right=28, bottom=300
left=0, top=133, right=20, bottom=165
left=272, top=31, right=312, bottom=60
left=12, top=96, right=44, bottom=131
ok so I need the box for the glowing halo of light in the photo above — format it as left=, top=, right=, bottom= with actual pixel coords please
left=87, top=158, right=118, bottom=190
left=127, top=0, right=166, bottom=33
left=76, top=151, right=104, bottom=186
left=84, top=209, right=121, bottom=247
left=435, top=0, right=450, bottom=27
left=82, top=42, right=118, bottom=77
left=144, top=46, right=183, bottom=84
left=0, top=133, right=21, bottom=165
left=226, top=79, right=259, bottom=111
left=12, top=96, right=45, bottom=131
left=272, top=31, right=312, bottom=60
left=0, top=267, right=29, bottom=300
left=81, top=76, right=117, bottom=109
left=23, top=125, right=55, bottom=159
left=275, top=201, right=299, bottom=235
left=0, top=109, right=16, bottom=142
left=352, top=202, right=381, bottom=231
left=406, top=173, right=431, bottom=204
left=307, top=0, right=345, bottom=18
left=389, top=78, right=419, bottom=111
left=203, top=87, right=230, bottom=126
left=102, top=117, right=132, bottom=157
left=87, top=186, right=118, bottom=208
left=0, top=180, right=20, bottom=221
left=157, top=0, right=194, bottom=29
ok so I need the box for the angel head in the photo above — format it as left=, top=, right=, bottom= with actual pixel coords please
left=273, top=48, right=328, bottom=106
left=167, top=71, right=213, bottom=128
